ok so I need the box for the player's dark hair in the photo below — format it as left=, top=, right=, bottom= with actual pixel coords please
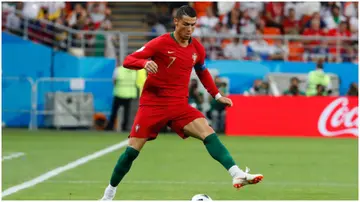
left=175, top=5, right=197, bottom=19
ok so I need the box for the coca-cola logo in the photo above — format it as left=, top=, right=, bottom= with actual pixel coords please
left=318, top=97, right=358, bottom=137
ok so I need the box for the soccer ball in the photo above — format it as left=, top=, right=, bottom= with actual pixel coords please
left=191, top=194, right=212, bottom=201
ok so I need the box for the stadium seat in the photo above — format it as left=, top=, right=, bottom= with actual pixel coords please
left=288, top=41, right=304, bottom=61
left=263, top=27, right=281, bottom=44
left=221, top=39, right=232, bottom=49
left=263, top=27, right=281, bottom=35
left=192, top=2, right=213, bottom=18
left=243, top=40, right=250, bottom=45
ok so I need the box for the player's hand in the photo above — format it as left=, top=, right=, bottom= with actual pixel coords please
left=144, top=60, right=158, bottom=74
left=217, top=96, right=233, bottom=107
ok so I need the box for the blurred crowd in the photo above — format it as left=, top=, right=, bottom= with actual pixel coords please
left=3, top=2, right=358, bottom=63
left=244, top=60, right=358, bottom=97
left=151, top=2, right=358, bottom=63
left=245, top=77, right=358, bottom=97
left=3, top=2, right=115, bottom=57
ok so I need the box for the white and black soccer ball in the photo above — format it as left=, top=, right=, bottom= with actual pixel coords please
left=191, top=194, right=212, bottom=201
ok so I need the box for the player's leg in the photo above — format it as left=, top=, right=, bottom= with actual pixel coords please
left=170, top=105, right=263, bottom=189
left=110, top=137, right=146, bottom=186
left=183, top=118, right=238, bottom=171
left=101, top=137, right=147, bottom=201
left=101, top=106, right=166, bottom=200
left=183, top=117, right=263, bottom=189
left=170, top=107, right=238, bottom=171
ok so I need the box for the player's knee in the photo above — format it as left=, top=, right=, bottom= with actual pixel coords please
left=128, top=137, right=147, bottom=151
left=201, top=124, right=216, bottom=137
left=184, top=118, right=215, bottom=140
left=194, top=126, right=215, bottom=140
left=200, top=131, right=214, bottom=140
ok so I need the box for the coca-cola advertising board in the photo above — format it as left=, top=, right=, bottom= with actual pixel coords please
left=225, top=96, right=358, bottom=138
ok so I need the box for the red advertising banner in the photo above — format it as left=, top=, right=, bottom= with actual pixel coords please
left=226, top=96, right=358, bottom=138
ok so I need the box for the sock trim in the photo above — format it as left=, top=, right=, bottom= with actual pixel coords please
left=126, top=146, right=140, bottom=155
left=203, top=133, right=217, bottom=144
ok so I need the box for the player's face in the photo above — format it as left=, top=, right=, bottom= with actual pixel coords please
left=174, top=15, right=196, bottom=40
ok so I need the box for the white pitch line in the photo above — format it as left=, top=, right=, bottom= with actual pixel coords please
left=46, top=180, right=358, bottom=188
left=1, top=139, right=129, bottom=198
left=2, top=152, right=25, bottom=161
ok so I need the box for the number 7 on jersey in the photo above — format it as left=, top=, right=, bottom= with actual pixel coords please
left=167, top=57, right=176, bottom=68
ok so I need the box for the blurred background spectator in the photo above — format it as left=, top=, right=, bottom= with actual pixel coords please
left=188, top=79, right=204, bottom=111
left=145, top=12, right=167, bottom=40
left=269, top=39, right=288, bottom=61
left=105, top=66, right=139, bottom=132
left=283, top=8, right=300, bottom=35
left=5, top=2, right=23, bottom=36
left=324, top=4, right=346, bottom=30
left=198, top=7, right=219, bottom=34
left=203, top=36, right=224, bottom=60
left=248, top=29, right=272, bottom=61
left=347, top=82, right=358, bottom=96
left=206, top=76, right=228, bottom=132
left=223, top=37, right=247, bottom=60
left=244, top=79, right=270, bottom=95
left=283, top=77, right=305, bottom=96
left=306, top=61, right=332, bottom=96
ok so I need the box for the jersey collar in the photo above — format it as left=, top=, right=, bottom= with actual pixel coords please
left=170, top=32, right=192, bottom=45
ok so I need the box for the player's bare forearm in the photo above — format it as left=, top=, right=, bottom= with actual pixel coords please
left=123, top=55, right=148, bottom=70
left=195, top=69, right=219, bottom=98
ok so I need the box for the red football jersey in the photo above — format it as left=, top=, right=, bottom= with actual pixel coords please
left=123, top=32, right=218, bottom=106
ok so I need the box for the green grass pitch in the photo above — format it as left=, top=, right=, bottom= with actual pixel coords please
left=2, top=128, right=358, bottom=200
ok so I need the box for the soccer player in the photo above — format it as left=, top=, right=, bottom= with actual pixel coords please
left=101, top=5, right=263, bottom=200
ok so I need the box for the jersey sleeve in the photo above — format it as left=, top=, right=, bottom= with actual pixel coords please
left=123, top=38, right=158, bottom=70
left=194, top=42, right=206, bottom=71
left=193, top=42, right=220, bottom=98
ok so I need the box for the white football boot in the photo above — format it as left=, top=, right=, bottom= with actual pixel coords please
left=100, top=185, right=116, bottom=201
left=232, top=167, right=264, bottom=189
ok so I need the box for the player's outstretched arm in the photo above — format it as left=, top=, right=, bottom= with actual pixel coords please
left=195, top=68, right=218, bottom=97
left=195, top=68, right=233, bottom=107
left=123, top=55, right=148, bottom=70
left=194, top=41, right=232, bottom=107
left=123, top=40, right=157, bottom=70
